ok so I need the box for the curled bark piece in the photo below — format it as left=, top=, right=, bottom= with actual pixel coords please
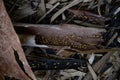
left=0, top=1, right=36, bottom=80
left=14, top=23, right=106, bottom=51
left=68, top=9, right=111, bottom=25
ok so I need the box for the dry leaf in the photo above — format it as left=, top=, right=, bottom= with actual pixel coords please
left=13, top=3, right=36, bottom=21
left=38, top=0, right=46, bottom=16
left=60, top=69, right=86, bottom=80
left=48, top=0, right=58, bottom=5
left=46, top=3, right=53, bottom=9
left=36, top=2, right=60, bottom=23
left=83, top=0, right=92, bottom=2
left=87, top=62, right=98, bottom=80
left=50, top=0, right=84, bottom=22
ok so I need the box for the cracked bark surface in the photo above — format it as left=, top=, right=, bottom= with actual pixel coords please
left=0, top=0, right=36, bottom=80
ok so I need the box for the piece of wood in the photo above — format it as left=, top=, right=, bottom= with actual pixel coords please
left=0, top=1, right=36, bottom=80
left=68, top=9, right=111, bottom=25
left=83, top=52, right=114, bottom=80
left=14, top=23, right=106, bottom=51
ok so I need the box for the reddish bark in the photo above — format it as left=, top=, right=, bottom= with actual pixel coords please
left=0, top=0, right=36, bottom=80
left=68, top=9, right=110, bottom=25
left=35, top=24, right=106, bottom=51
left=14, top=23, right=106, bottom=51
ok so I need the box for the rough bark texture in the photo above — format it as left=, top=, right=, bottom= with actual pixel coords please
left=14, top=23, right=106, bottom=51
left=0, top=0, right=36, bottom=80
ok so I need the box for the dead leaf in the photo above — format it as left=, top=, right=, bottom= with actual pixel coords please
left=50, top=0, right=84, bottom=22
left=36, top=2, right=60, bottom=23
left=87, top=62, right=98, bottom=80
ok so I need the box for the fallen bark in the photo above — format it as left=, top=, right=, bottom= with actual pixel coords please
left=0, top=0, right=36, bottom=80
left=14, top=23, right=106, bottom=51
left=83, top=52, right=114, bottom=80
left=28, top=57, right=87, bottom=70
left=68, top=9, right=111, bottom=25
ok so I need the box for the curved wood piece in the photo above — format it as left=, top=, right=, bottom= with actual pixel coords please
left=68, top=9, right=111, bottom=25
left=0, top=0, right=36, bottom=80
left=35, top=24, right=106, bottom=51
left=14, top=23, right=106, bottom=51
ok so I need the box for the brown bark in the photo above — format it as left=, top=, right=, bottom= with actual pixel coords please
left=83, top=52, right=113, bottom=80
left=14, top=23, right=106, bottom=51
left=68, top=9, right=111, bottom=25
left=0, top=0, right=36, bottom=80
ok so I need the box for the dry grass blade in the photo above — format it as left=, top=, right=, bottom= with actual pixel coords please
left=48, top=0, right=58, bottom=5
left=38, top=0, right=46, bottom=16
left=50, top=0, right=84, bottom=22
left=9, top=0, right=19, bottom=14
left=105, top=0, right=112, bottom=14
left=88, top=0, right=95, bottom=9
left=106, top=32, right=118, bottom=47
left=56, top=47, right=71, bottom=57
left=97, top=0, right=102, bottom=16
left=13, top=4, right=36, bottom=21
left=62, top=13, right=66, bottom=20
left=114, top=7, right=120, bottom=15
left=46, top=3, right=53, bottom=9
left=71, top=48, right=120, bottom=54
left=60, top=69, right=86, bottom=80
left=102, top=66, right=113, bottom=79
left=36, top=2, right=60, bottom=23
left=43, top=71, right=51, bottom=80
left=83, top=52, right=115, bottom=80
left=84, top=0, right=92, bottom=2
left=87, top=62, right=98, bottom=80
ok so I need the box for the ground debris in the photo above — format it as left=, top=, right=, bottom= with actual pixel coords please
left=4, top=0, right=120, bottom=80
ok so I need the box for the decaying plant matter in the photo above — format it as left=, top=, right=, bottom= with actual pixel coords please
left=2, top=0, right=120, bottom=80
left=14, top=23, right=106, bottom=51
left=0, top=0, right=36, bottom=80
left=68, top=9, right=111, bottom=25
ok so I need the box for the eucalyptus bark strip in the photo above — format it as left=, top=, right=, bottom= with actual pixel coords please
left=14, top=23, right=106, bottom=51
left=0, top=1, right=36, bottom=80
left=68, top=9, right=111, bottom=25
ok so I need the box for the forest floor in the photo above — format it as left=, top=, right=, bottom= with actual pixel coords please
left=4, top=0, right=120, bottom=80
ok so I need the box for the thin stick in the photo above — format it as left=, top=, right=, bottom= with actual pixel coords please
left=69, top=48, right=120, bottom=54
left=36, top=2, right=60, bottom=23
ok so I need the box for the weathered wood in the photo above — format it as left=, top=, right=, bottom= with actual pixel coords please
left=68, top=9, right=111, bottom=25
left=14, top=23, right=106, bottom=51
left=83, top=52, right=114, bottom=80
left=0, top=0, right=36, bottom=80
